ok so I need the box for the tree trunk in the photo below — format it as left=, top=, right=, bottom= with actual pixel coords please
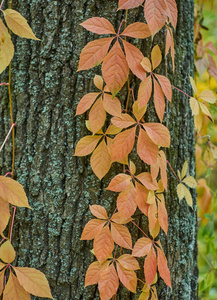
left=0, top=0, right=197, bottom=299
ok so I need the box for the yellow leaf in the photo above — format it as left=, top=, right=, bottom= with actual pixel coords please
left=0, top=18, right=14, bottom=74
left=94, top=75, right=103, bottom=90
left=129, top=161, right=136, bottom=175
left=3, top=9, right=40, bottom=40
left=182, top=175, right=197, bottom=188
left=0, top=176, right=31, bottom=208
left=194, top=112, right=203, bottom=131
left=139, top=291, right=150, bottom=300
left=182, top=185, right=193, bottom=208
left=3, top=271, right=31, bottom=300
left=198, top=89, right=216, bottom=104
left=199, top=102, right=212, bottom=119
left=0, top=240, right=16, bottom=263
left=181, top=160, right=188, bottom=180
left=177, top=183, right=185, bottom=200
left=0, top=269, right=6, bottom=295
left=0, top=198, right=10, bottom=235
left=177, top=170, right=181, bottom=181
left=132, top=101, right=147, bottom=121
left=189, top=76, right=197, bottom=95
left=85, top=120, right=103, bottom=134
left=14, top=267, right=53, bottom=298
left=151, top=45, right=162, bottom=70
left=190, top=97, right=199, bottom=115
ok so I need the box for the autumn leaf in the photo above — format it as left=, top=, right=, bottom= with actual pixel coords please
left=158, top=198, right=168, bottom=234
left=135, top=182, right=149, bottom=216
left=0, top=199, right=10, bottom=235
left=164, top=0, right=178, bottom=28
left=0, top=269, right=5, bottom=295
left=144, top=0, right=167, bottom=35
left=74, top=135, right=102, bottom=156
left=153, top=78, right=165, bottom=122
left=111, top=113, right=136, bottom=128
left=136, top=172, right=158, bottom=190
left=0, top=19, right=14, bottom=74
left=143, top=123, right=170, bottom=147
left=151, top=45, right=162, bottom=70
left=138, top=76, right=153, bottom=107
left=132, top=101, right=147, bottom=122
left=3, top=271, right=31, bottom=300
left=93, top=225, right=114, bottom=262
left=13, top=267, right=53, bottom=298
left=155, top=74, right=172, bottom=102
left=80, top=17, right=116, bottom=35
left=81, top=219, right=106, bottom=240
left=103, top=93, right=122, bottom=116
left=141, top=57, right=152, bottom=72
left=85, top=261, right=101, bottom=287
left=98, top=263, right=119, bottom=300
left=89, top=205, right=108, bottom=220
left=121, top=22, right=151, bottom=39
left=0, top=240, right=16, bottom=263
left=137, top=130, right=159, bottom=165
left=89, top=97, right=106, bottom=134
left=117, top=254, right=140, bottom=270
left=144, top=247, right=157, bottom=287
left=117, top=183, right=137, bottom=219
left=132, top=237, right=152, bottom=257
left=157, top=247, right=171, bottom=287
left=76, top=92, right=99, bottom=115
left=3, top=9, right=40, bottom=40
left=106, top=173, right=131, bottom=192
left=94, top=75, right=104, bottom=90
left=111, top=222, right=132, bottom=249
left=118, top=0, right=144, bottom=10
left=116, top=263, right=137, bottom=293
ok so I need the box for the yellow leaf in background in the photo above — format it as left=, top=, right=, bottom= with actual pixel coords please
left=198, top=89, right=216, bottom=104
left=3, top=9, right=40, bottom=40
left=203, top=147, right=216, bottom=168
left=190, top=97, right=199, bottom=115
left=181, top=160, right=188, bottom=180
left=0, top=240, right=16, bottom=263
left=189, top=76, right=197, bottom=95
left=182, top=175, right=197, bottom=188
left=3, top=271, right=31, bottom=300
left=182, top=184, right=193, bottom=208
left=194, top=112, right=203, bottom=131
left=177, top=183, right=185, bottom=200
left=0, top=18, right=14, bottom=74
left=0, top=176, right=31, bottom=208
left=13, top=267, right=53, bottom=299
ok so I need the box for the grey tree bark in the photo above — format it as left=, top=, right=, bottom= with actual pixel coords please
left=0, top=0, right=197, bottom=299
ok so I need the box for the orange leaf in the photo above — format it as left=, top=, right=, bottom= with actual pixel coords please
left=111, top=127, right=136, bottom=162
left=94, top=75, right=104, bottom=90
left=74, top=135, right=101, bottom=156
left=135, top=182, right=149, bottom=216
left=144, top=0, right=167, bottom=35
left=0, top=177, right=30, bottom=208
left=0, top=199, right=10, bottom=235
left=148, top=202, right=158, bottom=232
left=117, top=183, right=137, bottom=219
left=121, top=22, right=151, bottom=39
left=0, top=240, right=16, bottom=263
left=106, top=174, right=131, bottom=192
left=14, top=267, right=53, bottom=298
left=116, top=263, right=137, bottom=293
left=3, top=271, right=31, bottom=300
left=81, top=17, right=116, bottom=35
left=90, top=205, right=108, bottom=220
left=153, top=78, right=165, bottom=122
left=157, top=247, right=171, bottom=287
left=165, top=27, right=175, bottom=71
left=151, top=45, right=162, bottom=70
left=143, top=123, right=170, bottom=147
left=159, top=150, right=168, bottom=190
left=102, top=40, right=129, bottom=97
left=122, top=40, right=146, bottom=80
left=89, top=97, right=106, bottom=134
left=81, top=219, right=106, bottom=240
left=132, top=101, right=147, bottom=122
left=98, top=263, right=119, bottom=300
left=0, top=269, right=5, bottom=295
left=132, top=237, right=152, bottom=257
left=117, top=254, right=140, bottom=270
left=136, top=172, right=158, bottom=190
left=118, top=0, right=144, bottom=10
left=94, top=225, right=114, bottom=262
left=144, top=247, right=157, bottom=287
left=90, top=139, right=111, bottom=179
left=110, top=212, right=132, bottom=225
left=85, top=261, right=101, bottom=287
left=76, top=92, right=99, bottom=115
left=111, top=114, right=136, bottom=128
left=103, top=93, right=122, bottom=116
left=105, top=125, right=122, bottom=135
left=164, top=0, right=178, bottom=28
left=138, top=76, right=152, bottom=108
left=141, top=57, right=152, bottom=72
left=155, top=74, right=172, bottom=102
left=137, top=129, right=159, bottom=165
left=158, top=200, right=168, bottom=234
left=111, top=223, right=132, bottom=249
left=78, top=38, right=113, bottom=71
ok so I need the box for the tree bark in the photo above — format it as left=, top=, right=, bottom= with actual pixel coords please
left=0, top=0, right=197, bottom=299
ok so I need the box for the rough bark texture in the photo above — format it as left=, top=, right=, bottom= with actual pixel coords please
left=0, top=0, right=197, bottom=299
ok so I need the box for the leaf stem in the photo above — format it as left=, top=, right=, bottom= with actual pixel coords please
left=0, top=0, right=4, bottom=10
left=0, top=123, right=16, bottom=152
left=166, top=160, right=181, bottom=183
left=131, top=220, right=151, bottom=240
left=0, top=82, right=9, bottom=86
left=171, top=85, right=191, bottom=98
left=9, top=206, right=16, bottom=242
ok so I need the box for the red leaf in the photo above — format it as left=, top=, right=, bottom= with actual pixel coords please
left=122, top=40, right=146, bottom=80
left=111, top=114, right=136, bottom=128
left=144, top=247, right=157, bottom=287
left=138, top=76, right=152, bottom=108
left=137, top=129, right=159, bottom=165
left=121, top=22, right=151, bottom=39
left=89, top=205, right=108, bottom=220
left=103, top=93, right=122, bottom=116
left=117, top=183, right=137, bottom=219
left=98, top=263, right=119, bottom=300
left=81, top=219, right=106, bottom=240
left=102, top=40, right=129, bottom=96
left=106, top=174, right=131, bottom=192
left=136, top=172, right=158, bottom=190
left=89, top=97, right=106, bottom=134
left=118, top=0, right=144, bottom=10
left=132, top=237, right=152, bottom=257
left=157, top=247, right=171, bottom=287
left=85, top=261, right=101, bottom=287
left=153, top=78, right=165, bottom=122
left=155, top=74, right=172, bottom=102
left=144, top=0, right=167, bottom=35
left=111, top=127, right=136, bottom=162
left=116, top=263, right=137, bottom=293
left=164, top=0, right=178, bottom=28
left=76, top=92, right=99, bottom=115
left=81, top=17, right=116, bottom=35
left=74, top=135, right=102, bottom=156
left=135, top=182, right=149, bottom=216
left=78, top=38, right=113, bottom=71
left=111, top=222, right=132, bottom=249
left=143, top=123, right=170, bottom=147
left=117, top=254, right=140, bottom=270
left=90, top=139, right=111, bottom=179
left=94, top=225, right=114, bottom=262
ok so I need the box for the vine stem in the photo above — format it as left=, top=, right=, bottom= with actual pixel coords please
left=171, top=85, right=191, bottom=98
left=0, top=123, right=16, bottom=152
left=131, top=220, right=151, bottom=240
left=0, top=0, right=4, bottom=10
left=166, top=160, right=181, bottom=183
left=0, top=82, right=9, bottom=86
